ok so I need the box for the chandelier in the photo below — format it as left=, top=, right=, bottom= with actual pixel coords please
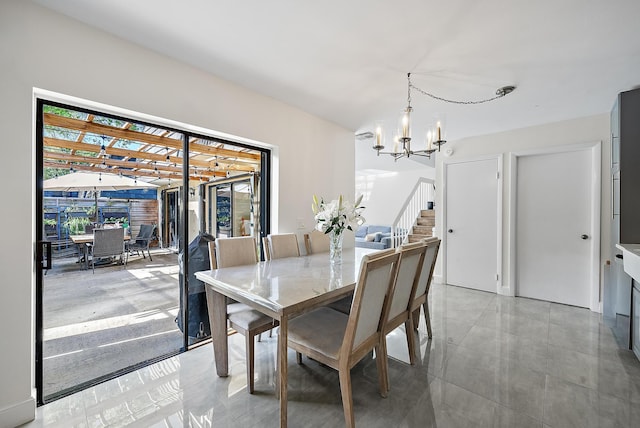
left=372, top=73, right=515, bottom=160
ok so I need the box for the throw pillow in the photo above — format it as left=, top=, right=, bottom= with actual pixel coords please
left=365, top=233, right=377, bottom=242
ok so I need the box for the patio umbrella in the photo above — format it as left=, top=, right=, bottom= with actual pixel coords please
left=43, top=171, right=158, bottom=221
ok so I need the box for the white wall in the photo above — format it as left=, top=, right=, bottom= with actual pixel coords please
left=434, top=114, right=611, bottom=294
left=0, top=1, right=355, bottom=425
left=355, top=168, right=435, bottom=225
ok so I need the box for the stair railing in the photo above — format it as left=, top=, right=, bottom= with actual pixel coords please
left=390, top=178, right=435, bottom=248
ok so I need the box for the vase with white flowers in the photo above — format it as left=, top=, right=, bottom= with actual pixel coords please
left=312, top=194, right=366, bottom=264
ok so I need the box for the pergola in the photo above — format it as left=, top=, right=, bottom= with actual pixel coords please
left=43, top=108, right=262, bottom=185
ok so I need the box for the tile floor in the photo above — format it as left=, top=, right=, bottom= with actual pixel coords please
left=23, top=283, right=640, bottom=427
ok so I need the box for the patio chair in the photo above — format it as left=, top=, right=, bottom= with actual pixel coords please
left=127, top=224, right=155, bottom=261
left=88, top=227, right=126, bottom=273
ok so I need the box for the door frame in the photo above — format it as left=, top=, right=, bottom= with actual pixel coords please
left=442, top=154, right=503, bottom=292
left=508, top=141, right=601, bottom=311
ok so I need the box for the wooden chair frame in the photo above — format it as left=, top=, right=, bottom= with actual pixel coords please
left=287, top=249, right=399, bottom=427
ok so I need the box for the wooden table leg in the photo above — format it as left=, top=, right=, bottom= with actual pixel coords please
left=205, top=286, right=228, bottom=377
left=277, top=316, right=288, bottom=427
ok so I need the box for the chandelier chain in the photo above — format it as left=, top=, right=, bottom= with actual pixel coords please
left=409, top=82, right=507, bottom=105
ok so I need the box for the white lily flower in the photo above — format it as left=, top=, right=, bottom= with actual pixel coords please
left=311, top=194, right=366, bottom=235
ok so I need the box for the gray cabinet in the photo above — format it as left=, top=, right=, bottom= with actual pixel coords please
left=606, top=88, right=640, bottom=350
left=615, top=88, right=640, bottom=244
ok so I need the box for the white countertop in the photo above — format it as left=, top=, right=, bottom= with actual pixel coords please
left=615, top=244, right=640, bottom=281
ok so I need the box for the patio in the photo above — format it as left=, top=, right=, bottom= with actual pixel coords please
left=43, top=249, right=186, bottom=398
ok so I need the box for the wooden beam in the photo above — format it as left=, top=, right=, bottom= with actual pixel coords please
left=43, top=137, right=257, bottom=172
left=44, top=161, right=217, bottom=182
left=44, top=113, right=261, bottom=161
left=43, top=151, right=225, bottom=178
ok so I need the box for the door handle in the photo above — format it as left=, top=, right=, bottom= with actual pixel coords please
left=448, top=229, right=453, bottom=233
left=37, top=240, right=52, bottom=270
left=581, top=234, right=589, bottom=240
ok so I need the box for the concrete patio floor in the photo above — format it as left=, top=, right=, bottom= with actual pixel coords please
left=42, top=249, right=189, bottom=399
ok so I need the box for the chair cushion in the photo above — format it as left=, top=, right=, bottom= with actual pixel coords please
left=228, top=309, right=274, bottom=331
left=288, top=307, right=348, bottom=360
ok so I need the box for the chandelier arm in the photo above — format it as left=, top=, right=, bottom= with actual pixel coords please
left=409, top=83, right=506, bottom=105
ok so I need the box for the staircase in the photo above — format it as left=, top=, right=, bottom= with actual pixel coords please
left=390, top=178, right=435, bottom=247
left=408, top=209, right=435, bottom=242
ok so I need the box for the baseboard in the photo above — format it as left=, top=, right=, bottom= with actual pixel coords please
left=0, top=395, right=36, bottom=428
left=498, top=285, right=514, bottom=296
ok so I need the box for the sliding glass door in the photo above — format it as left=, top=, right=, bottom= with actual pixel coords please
left=207, top=176, right=257, bottom=238
left=36, top=99, right=270, bottom=403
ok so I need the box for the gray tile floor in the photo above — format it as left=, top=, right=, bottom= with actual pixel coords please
left=24, top=283, right=640, bottom=427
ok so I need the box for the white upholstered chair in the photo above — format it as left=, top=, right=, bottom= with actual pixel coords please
left=378, top=241, right=427, bottom=393
left=410, top=238, right=440, bottom=338
left=303, top=229, right=330, bottom=254
left=286, top=248, right=400, bottom=428
left=263, top=233, right=300, bottom=260
left=209, top=236, right=278, bottom=393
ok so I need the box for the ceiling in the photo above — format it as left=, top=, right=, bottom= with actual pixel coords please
left=33, top=0, right=640, bottom=142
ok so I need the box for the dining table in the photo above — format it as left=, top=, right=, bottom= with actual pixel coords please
left=194, top=247, right=375, bottom=428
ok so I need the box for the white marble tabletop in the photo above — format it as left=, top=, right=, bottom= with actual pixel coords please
left=195, top=247, right=374, bottom=317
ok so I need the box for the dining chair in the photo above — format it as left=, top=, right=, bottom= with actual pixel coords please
left=261, top=236, right=271, bottom=261
left=210, top=236, right=278, bottom=393
left=89, top=227, right=126, bottom=273
left=327, top=247, right=395, bottom=315
left=410, top=238, right=441, bottom=338
left=287, top=248, right=399, bottom=428
left=379, top=240, right=427, bottom=394
left=303, top=229, right=330, bottom=254
left=264, top=233, right=300, bottom=260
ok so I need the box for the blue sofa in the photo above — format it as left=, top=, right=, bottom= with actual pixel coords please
left=354, top=225, right=393, bottom=249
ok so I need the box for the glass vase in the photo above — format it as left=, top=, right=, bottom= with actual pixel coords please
left=329, top=230, right=344, bottom=265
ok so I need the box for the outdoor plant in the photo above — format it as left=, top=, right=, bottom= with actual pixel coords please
left=64, top=216, right=91, bottom=235
left=105, top=216, right=128, bottom=224
left=43, top=218, right=57, bottom=227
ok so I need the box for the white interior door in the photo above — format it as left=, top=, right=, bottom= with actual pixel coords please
left=445, top=158, right=500, bottom=293
left=516, top=148, right=595, bottom=308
